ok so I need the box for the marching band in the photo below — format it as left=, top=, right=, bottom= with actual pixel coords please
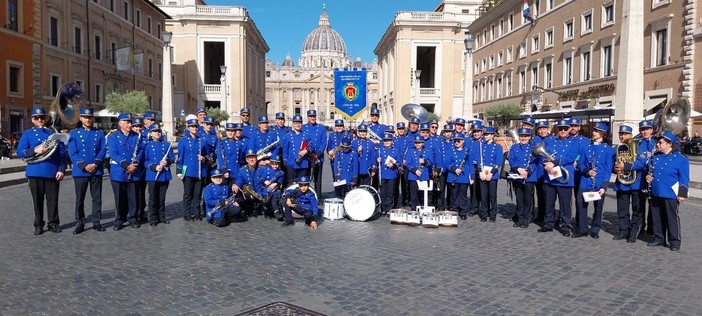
left=18, top=104, right=691, bottom=250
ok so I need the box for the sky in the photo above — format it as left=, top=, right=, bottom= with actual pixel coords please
left=205, top=0, right=439, bottom=65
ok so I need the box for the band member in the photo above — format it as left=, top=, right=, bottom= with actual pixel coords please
left=204, top=169, right=244, bottom=227
left=142, top=112, right=164, bottom=141
left=255, top=155, right=285, bottom=218
left=68, top=108, right=106, bottom=234
left=453, top=117, right=467, bottom=137
left=521, top=117, right=536, bottom=129
left=144, top=125, right=173, bottom=226
left=377, top=134, right=400, bottom=216
left=624, top=120, right=657, bottom=235
left=106, top=113, right=144, bottom=230
left=282, top=115, right=313, bottom=181
left=176, top=118, right=209, bottom=221
left=568, top=118, right=589, bottom=224
left=274, top=112, right=290, bottom=137
left=218, top=123, right=248, bottom=185
left=198, top=116, right=218, bottom=174
left=327, top=119, right=349, bottom=180
left=508, top=128, right=538, bottom=228
left=384, top=125, right=395, bottom=136
left=573, top=123, right=614, bottom=238
left=281, top=176, right=319, bottom=229
left=532, top=120, right=553, bottom=222
left=473, top=127, right=503, bottom=222
left=406, top=136, right=433, bottom=210
left=466, top=121, right=485, bottom=216
left=432, top=124, right=453, bottom=211
left=332, top=139, right=357, bottom=200
left=612, top=125, right=644, bottom=242
left=352, top=124, right=378, bottom=187
left=395, top=122, right=410, bottom=207
left=253, top=115, right=280, bottom=162
left=447, top=133, right=471, bottom=219
left=234, top=149, right=261, bottom=216
left=368, top=108, right=387, bottom=137
left=539, top=119, right=579, bottom=237
left=428, top=120, right=440, bottom=138
left=407, top=117, right=421, bottom=139
left=239, top=107, right=256, bottom=139
left=131, top=117, right=148, bottom=222
left=302, top=110, right=327, bottom=194
left=646, top=131, right=689, bottom=251
left=18, top=107, right=67, bottom=235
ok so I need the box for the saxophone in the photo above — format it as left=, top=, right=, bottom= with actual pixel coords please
left=256, top=135, right=279, bottom=161
left=242, top=184, right=265, bottom=203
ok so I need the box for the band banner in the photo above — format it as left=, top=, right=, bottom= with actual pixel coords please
left=334, top=69, right=367, bottom=120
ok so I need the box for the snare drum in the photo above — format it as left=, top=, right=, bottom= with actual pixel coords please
left=406, top=211, right=421, bottom=226
left=344, top=185, right=381, bottom=221
left=389, top=209, right=408, bottom=225
left=422, top=213, right=439, bottom=228
left=438, top=211, right=459, bottom=227
left=282, top=183, right=318, bottom=219
left=323, top=198, right=345, bottom=220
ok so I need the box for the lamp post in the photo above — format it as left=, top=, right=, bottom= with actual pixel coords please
left=414, top=69, right=422, bottom=104
left=462, top=33, right=474, bottom=120
left=161, top=31, right=174, bottom=141
left=220, top=65, right=227, bottom=119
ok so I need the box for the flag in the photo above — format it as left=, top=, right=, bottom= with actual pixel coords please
left=523, top=0, right=535, bottom=26
left=115, top=46, right=131, bottom=71
left=131, top=53, right=144, bottom=75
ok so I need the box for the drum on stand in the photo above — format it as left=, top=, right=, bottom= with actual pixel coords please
left=422, top=212, right=439, bottom=228
left=389, top=209, right=408, bottom=225
left=282, top=183, right=318, bottom=219
left=438, top=211, right=458, bottom=227
left=323, top=198, right=345, bottom=220
left=406, top=211, right=421, bottom=226
left=343, top=185, right=381, bottom=221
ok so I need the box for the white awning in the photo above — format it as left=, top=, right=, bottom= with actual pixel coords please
left=643, top=97, right=667, bottom=112
left=690, top=110, right=702, bottom=118
left=94, top=109, right=118, bottom=117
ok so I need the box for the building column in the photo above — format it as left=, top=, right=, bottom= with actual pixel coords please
left=613, top=0, right=644, bottom=144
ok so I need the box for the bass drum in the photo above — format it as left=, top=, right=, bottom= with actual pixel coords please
left=282, top=183, right=318, bottom=219
left=344, top=185, right=381, bottom=221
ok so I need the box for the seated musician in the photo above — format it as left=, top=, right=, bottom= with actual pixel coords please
left=233, top=149, right=261, bottom=217
left=204, top=169, right=245, bottom=226
left=255, top=155, right=285, bottom=219
left=281, top=176, right=319, bottom=230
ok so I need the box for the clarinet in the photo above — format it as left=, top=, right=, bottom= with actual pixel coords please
left=127, top=133, right=141, bottom=181
left=154, top=142, right=172, bottom=181
left=522, top=142, right=534, bottom=184
left=197, top=137, right=202, bottom=180
left=452, top=150, right=468, bottom=185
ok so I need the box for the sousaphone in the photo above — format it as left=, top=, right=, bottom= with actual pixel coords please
left=653, top=97, right=690, bottom=137
left=48, top=82, right=84, bottom=129
left=400, top=103, right=431, bottom=123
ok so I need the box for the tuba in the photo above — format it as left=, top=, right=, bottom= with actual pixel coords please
left=532, top=142, right=569, bottom=184
left=616, top=138, right=638, bottom=185
left=400, top=103, right=431, bottom=123
left=653, top=97, right=690, bottom=137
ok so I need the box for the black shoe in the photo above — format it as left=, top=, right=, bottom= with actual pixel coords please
left=646, top=229, right=653, bottom=235
left=34, top=227, right=44, bottom=235
left=488, top=218, right=496, bottom=223
left=612, top=235, right=627, bottom=240
left=277, top=217, right=285, bottom=222
left=113, top=223, right=123, bottom=231
left=93, top=223, right=105, bottom=231
left=281, top=221, right=295, bottom=227
left=647, top=241, right=664, bottom=247
left=73, top=223, right=85, bottom=235
left=670, top=246, right=680, bottom=252
left=560, top=230, right=571, bottom=237
left=460, top=215, right=467, bottom=220
left=50, top=225, right=62, bottom=233
left=627, top=237, right=637, bottom=243
left=537, top=228, right=553, bottom=233
left=513, top=223, right=521, bottom=227
left=183, top=216, right=191, bottom=222
left=521, top=224, right=529, bottom=228
left=480, top=218, right=487, bottom=222
left=131, top=223, right=141, bottom=229
left=589, top=233, right=600, bottom=239
left=160, top=220, right=170, bottom=225
left=467, top=212, right=476, bottom=217
left=571, top=232, right=587, bottom=238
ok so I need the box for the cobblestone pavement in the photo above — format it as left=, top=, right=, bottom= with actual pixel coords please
left=1, top=171, right=701, bottom=315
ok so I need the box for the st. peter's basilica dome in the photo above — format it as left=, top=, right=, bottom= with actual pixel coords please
left=298, top=8, right=350, bottom=68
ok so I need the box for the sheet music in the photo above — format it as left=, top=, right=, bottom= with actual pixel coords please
left=548, top=167, right=563, bottom=180
left=672, top=181, right=679, bottom=196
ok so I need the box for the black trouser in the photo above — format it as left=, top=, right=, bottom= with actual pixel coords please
left=182, top=177, right=203, bottom=219
left=111, top=180, right=136, bottom=225
left=468, top=172, right=480, bottom=214
left=533, top=181, right=546, bottom=221
left=640, top=188, right=652, bottom=232
left=357, top=174, right=372, bottom=187
left=544, top=184, right=572, bottom=230
left=650, top=197, right=681, bottom=248
left=147, top=181, right=169, bottom=223
left=334, top=184, right=352, bottom=200
left=513, top=181, right=534, bottom=226
left=572, top=172, right=582, bottom=223
left=431, top=172, right=448, bottom=210
left=449, top=183, right=469, bottom=216
left=409, top=180, right=424, bottom=211
left=616, top=190, right=643, bottom=238
left=28, top=177, right=60, bottom=228
left=283, top=205, right=314, bottom=222
left=73, top=176, right=103, bottom=225
left=393, top=172, right=401, bottom=208
left=212, top=205, right=244, bottom=227
left=310, top=161, right=323, bottom=195
left=400, top=167, right=410, bottom=206
left=135, top=178, right=147, bottom=220
left=479, top=180, right=498, bottom=219
left=289, top=168, right=309, bottom=184
left=380, top=178, right=397, bottom=214
left=575, top=188, right=605, bottom=235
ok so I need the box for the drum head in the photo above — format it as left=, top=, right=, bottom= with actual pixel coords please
left=344, top=188, right=376, bottom=221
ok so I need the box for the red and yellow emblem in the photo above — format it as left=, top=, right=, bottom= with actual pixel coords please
left=344, top=82, right=358, bottom=102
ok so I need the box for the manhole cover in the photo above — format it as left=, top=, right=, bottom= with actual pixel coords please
left=236, top=302, right=326, bottom=316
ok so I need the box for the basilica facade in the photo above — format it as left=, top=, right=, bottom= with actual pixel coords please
left=265, top=9, right=379, bottom=126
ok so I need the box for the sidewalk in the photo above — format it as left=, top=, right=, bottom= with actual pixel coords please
left=2, top=154, right=700, bottom=201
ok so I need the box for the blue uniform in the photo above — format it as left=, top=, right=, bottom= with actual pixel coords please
left=447, top=146, right=470, bottom=215
left=649, top=149, right=689, bottom=249
left=368, top=123, right=387, bottom=138
left=203, top=182, right=243, bottom=226
left=302, top=122, right=328, bottom=163
left=68, top=127, right=106, bottom=177
left=545, top=137, right=578, bottom=187
left=471, top=141, right=503, bottom=220
left=176, top=134, right=209, bottom=179
left=218, top=137, right=247, bottom=174
left=107, top=131, right=143, bottom=182
left=240, top=122, right=256, bottom=140
left=282, top=130, right=314, bottom=170
left=352, top=138, right=378, bottom=181
left=144, top=140, right=174, bottom=182
left=332, top=148, right=357, bottom=199
left=252, top=129, right=281, bottom=160
left=236, top=165, right=259, bottom=190
left=283, top=187, right=319, bottom=222
left=378, top=146, right=401, bottom=180
left=575, top=142, right=615, bottom=235
left=203, top=182, right=231, bottom=212
left=543, top=136, right=579, bottom=231
left=405, top=146, right=432, bottom=210
left=274, top=125, right=290, bottom=139
left=326, top=131, right=349, bottom=155
left=508, top=142, right=539, bottom=226
left=626, top=137, right=657, bottom=190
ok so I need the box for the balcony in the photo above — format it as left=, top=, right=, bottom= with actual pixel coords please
left=202, top=84, right=221, bottom=93
left=419, top=88, right=440, bottom=96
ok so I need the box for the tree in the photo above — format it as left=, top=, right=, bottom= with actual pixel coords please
left=205, top=107, right=230, bottom=125
left=105, top=90, right=150, bottom=115
left=485, top=103, right=523, bottom=133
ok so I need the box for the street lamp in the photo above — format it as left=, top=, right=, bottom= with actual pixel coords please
left=161, top=31, right=174, bottom=141
left=414, top=69, right=422, bottom=104
left=462, top=33, right=475, bottom=120
left=220, top=65, right=227, bottom=119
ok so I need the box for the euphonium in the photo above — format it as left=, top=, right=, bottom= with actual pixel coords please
left=242, top=184, right=265, bottom=203
left=532, top=142, right=569, bottom=184
left=616, top=138, right=638, bottom=185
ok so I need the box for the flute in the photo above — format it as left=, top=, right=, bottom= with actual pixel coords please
left=127, top=133, right=141, bottom=181
left=154, top=142, right=172, bottom=181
